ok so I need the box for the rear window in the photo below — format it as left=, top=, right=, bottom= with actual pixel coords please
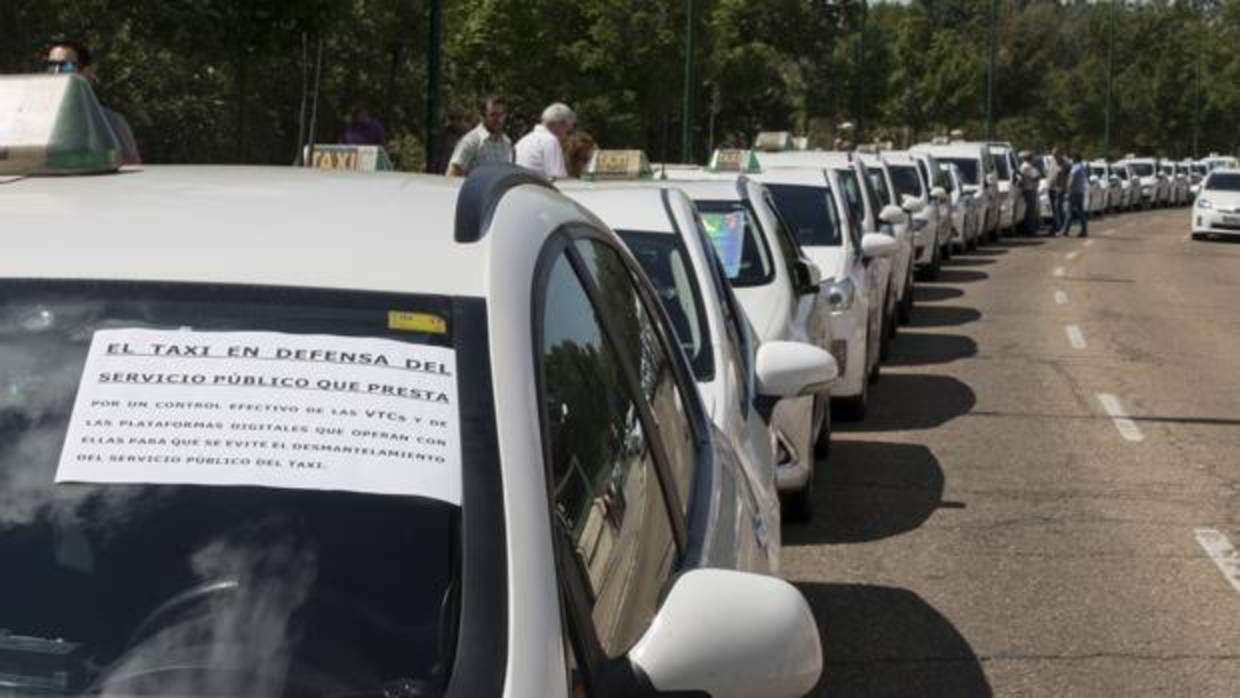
left=697, top=200, right=774, bottom=288
left=617, top=231, right=714, bottom=381
left=1206, top=173, right=1240, bottom=192
left=765, top=183, right=842, bottom=247
left=0, top=280, right=480, bottom=697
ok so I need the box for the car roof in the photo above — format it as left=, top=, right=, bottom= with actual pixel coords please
left=912, top=143, right=986, bottom=157
left=759, top=150, right=854, bottom=170
left=751, top=167, right=829, bottom=187
left=1207, top=168, right=1240, bottom=176
left=557, top=184, right=674, bottom=234
left=3, top=165, right=495, bottom=296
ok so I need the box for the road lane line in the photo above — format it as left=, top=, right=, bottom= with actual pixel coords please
left=1055, top=290, right=1068, bottom=305
left=1102, top=228, right=1115, bottom=236
left=1084, top=239, right=1095, bottom=248
left=1053, top=266, right=1066, bottom=277
left=1065, top=324, right=1087, bottom=349
left=1097, top=393, right=1144, bottom=442
left=1194, top=529, right=1240, bottom=595
left=1066, top=251, right=1080, bottom=261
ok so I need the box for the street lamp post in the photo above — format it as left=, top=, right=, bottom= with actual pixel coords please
left=425, top=0, right=443, bottom=174
left=682, top=0, right=696, bottom=163
left=1104, top=0, right=1115, bottom=160
left=985, top=0, right=997, bottom=140
left=855, top=0, right=868, bottom=142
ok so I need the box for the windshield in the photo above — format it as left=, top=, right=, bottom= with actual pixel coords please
left=1206, top=173, right=1240, bottom=192
left=696, top=200, right=775, bottom=288
left=1090, top=166, right=1106, bottom=178
left=1131, top=163, right=1155, bottom=176
left=617, top=231, right=714, bottom=380
left=0, top=280, right=471, bottom=697
left=765, top=183, right=843, bottom=247
left=944, top=158, right=980, bottom=185
left=889, top=165, right=923, bottom=200
left=1115, top=168, right=1129, bottom=180
left=866, top=166, right=892, bottom=206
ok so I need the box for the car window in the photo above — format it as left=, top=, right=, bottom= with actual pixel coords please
left=539, top=252, right=677, bottom=658
left=696, top=200, right=774, bottom=288
left=616, top=230, right=714, bottom=382
left=858, top=165, right=883, bottom=220
left=944, top=158, right=979, bottom=184
left=766, top=183, right=842, bottom=247
left=688, top=214, right=752, bottom=415
left=1206, top=173, right=1240, bottom=191
left=914, top=160, right=931, bottom=190
left=866, top=166, right=892, bottom=206
left=573, top=239, right=698, bottom=512
left=836, top=168, right=866, bottom=233
left=992, top=153, right=1011, bottom=179
left=1131, top=163, right=1154, bottom=176
left=0, top=280, right=474, bottom=696
left=890, top=165, right=923, bottom=200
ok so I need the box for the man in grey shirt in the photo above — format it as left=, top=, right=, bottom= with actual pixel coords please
left=46, top=38, right=141, bottom=165
left=446, top=96, right=513, bottom=176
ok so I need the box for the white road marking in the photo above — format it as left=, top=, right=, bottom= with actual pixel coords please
left=1054, top=290, right=1069, bottom=305
left=1066, top=251, right=1080, bottom=261
left=1102, top=228, right=1115, bottom=237
left=1084, top=239, right=1095, bottom=248
left=1065, top=324, right=1087, bottom=349
left=1053, top=266, right=1066, bottom=277
left=1097, top=393, right=1144, bottom=442
left=1194, top=528, right=1240, bottom=595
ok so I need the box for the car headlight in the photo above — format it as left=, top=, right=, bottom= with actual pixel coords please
left=1197, top=198, right=1212, bottom=209
left=824, top=278, right=856, bottom=312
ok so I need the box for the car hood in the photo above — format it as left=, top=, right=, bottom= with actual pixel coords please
left=1202, top=191, right=1240, bottom=211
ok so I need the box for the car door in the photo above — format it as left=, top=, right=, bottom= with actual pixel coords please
left=836, top=167, right=884, bottom=371
left=534, top=233, right=768, bottom=695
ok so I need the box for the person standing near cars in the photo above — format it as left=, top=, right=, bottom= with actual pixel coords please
left=1065, top=154, right=1089, bottom=238
left=515, top=103, right=575, bottom=179
left=1019, top=151, right=1040, bottom=236
left=446, top=95, right=514, bottom=176
left=1045, top=147, right=1066, bottom=234
left=45, top=38, right=140, bottom=165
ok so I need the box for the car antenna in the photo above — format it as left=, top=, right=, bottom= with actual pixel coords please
left=303, top=36, right=324, bottom=168
left=294, top=33, right=309, bottom=165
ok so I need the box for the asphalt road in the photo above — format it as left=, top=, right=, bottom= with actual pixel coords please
left=785, top=209, right=1240, bottom=697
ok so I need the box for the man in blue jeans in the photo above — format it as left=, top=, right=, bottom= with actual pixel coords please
left=1065, top=154, right=1089, bottom=237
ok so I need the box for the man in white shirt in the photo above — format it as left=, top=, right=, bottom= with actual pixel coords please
left=446, top=95, right=513, bottom=176
left=515, top=103, right=575, bottom=179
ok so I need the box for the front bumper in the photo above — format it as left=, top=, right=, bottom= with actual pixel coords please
left=1194, top=210, right=1240, bottom=235
left=827, top=305, right=867, bottom=400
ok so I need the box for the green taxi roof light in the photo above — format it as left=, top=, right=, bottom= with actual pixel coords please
left=754, top=131, right=791, bottom=152
left=0, top=74, right=122, bottom=176
left=707, top=149, right=761, bottom=174
left=583, top=149, right=653, bottom=181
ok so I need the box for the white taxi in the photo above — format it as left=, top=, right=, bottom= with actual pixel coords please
left=988, top=143, right=1022, bottom=234
left=751, top=165, right=898, bottom=422
left=0, top=75, right=824, bottom=698
left=914, top=140, right=1001, bottom=242
left=661, top=157, right=838, bottom=518
left=856, top=152, right=920, bottom=325
left=1192, top=168, right=1240, bottom=240
left=561, top=153, right=839, bottom=524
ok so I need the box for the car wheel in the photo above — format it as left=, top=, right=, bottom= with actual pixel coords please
left=781, top=470, right=814, bottom=524
left=918, top=243, right=942, bottom=281
left=1191, top=232, right=1205, bottom=241
left=898, top=269, right=914, bottom=324
left=879, top=305, right=894, bottom=360
left=813, top=396, right=832, bottom=458
left=832, top=374, right=868, bottom=422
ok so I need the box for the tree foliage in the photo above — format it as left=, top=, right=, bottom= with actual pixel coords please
left=2, top=0, right=1236, bottom=168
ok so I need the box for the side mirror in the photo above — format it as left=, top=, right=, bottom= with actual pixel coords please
left=628, top=569, right=822, bottom=698
left=931, top=186, right=948, bottom=200
left=792, top=258, right=822, bottom=295
left=755, top=340, right=838, bottom=397
left=901, top=195, right=926, bottom=214
left=861, top=231, right=898, bottom=259
left=879, top=203, right=906, bottom=226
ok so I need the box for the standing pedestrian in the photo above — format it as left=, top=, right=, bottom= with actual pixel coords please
left=1066, top=154, right=1089, bottom=238
left=446, top=96, right=514, bottom=176
left=1045, top=147, right=1066, bottom=234
left=515, top=103, right=575, bottom=179
left=45, top=38, right=140, bottom=165
left=1019, top=152, right=1040, bottom=236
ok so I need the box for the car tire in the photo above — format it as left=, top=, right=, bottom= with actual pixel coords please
left=813, top=396, right=832, bottom=459
left=781, top=472, right=814, bottom=524
left=879, top=306, right=894, bottom=360
left=918, top=243, right=942, bottom=281
left=1191, top=232, right=1205, bottom=241
left=833, top=377, right=869, bottom=422
left=898, top=268, right=914, bottom=323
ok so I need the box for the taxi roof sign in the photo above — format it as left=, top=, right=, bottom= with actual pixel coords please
left=302, top=144, right=394, bottom=171
left=584, top=149, right=652, bottom=181
left=754, top=131, right=791, bottom=152
left=0, top=74, right=122, bottom=176
left=707, top=148, right=761, bottom=174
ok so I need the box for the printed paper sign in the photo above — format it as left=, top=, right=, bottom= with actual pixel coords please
left=56, top=328, right=462, bottom=505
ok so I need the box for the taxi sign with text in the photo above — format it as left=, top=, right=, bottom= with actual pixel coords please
left=584, top=149, right=652, bottom=180
left=708, top=149, right=761, bottom=174
left=303, top=144, right=395, bottom=172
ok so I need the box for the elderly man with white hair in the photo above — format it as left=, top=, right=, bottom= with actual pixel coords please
left=515, top=103, right=575, bottom=179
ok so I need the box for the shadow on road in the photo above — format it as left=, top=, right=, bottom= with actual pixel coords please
left=941, top=256, right=996, bottom=266
left=967, top=246, right=1009, bottom=256
left=909, top=305, right=982, bottom=328
left=839, top=374, right=976, bottom=431
left=787, top=440, right=944, bottom=545
left=995, top=238, right=1045, bottom=248
left=796, top=583, right=993, bottom=697
left=914, top=285, right=964, bottom=302
left=933, top=268, right=988, bottom=284
left=885, top=332, right=977, bottom=366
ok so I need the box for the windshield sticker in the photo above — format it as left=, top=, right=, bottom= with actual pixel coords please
left=387, top=310, right=447, bottom=334
left=701, top=210, right=746, bottom=278
left=54, top=328, right=462, bottom=505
